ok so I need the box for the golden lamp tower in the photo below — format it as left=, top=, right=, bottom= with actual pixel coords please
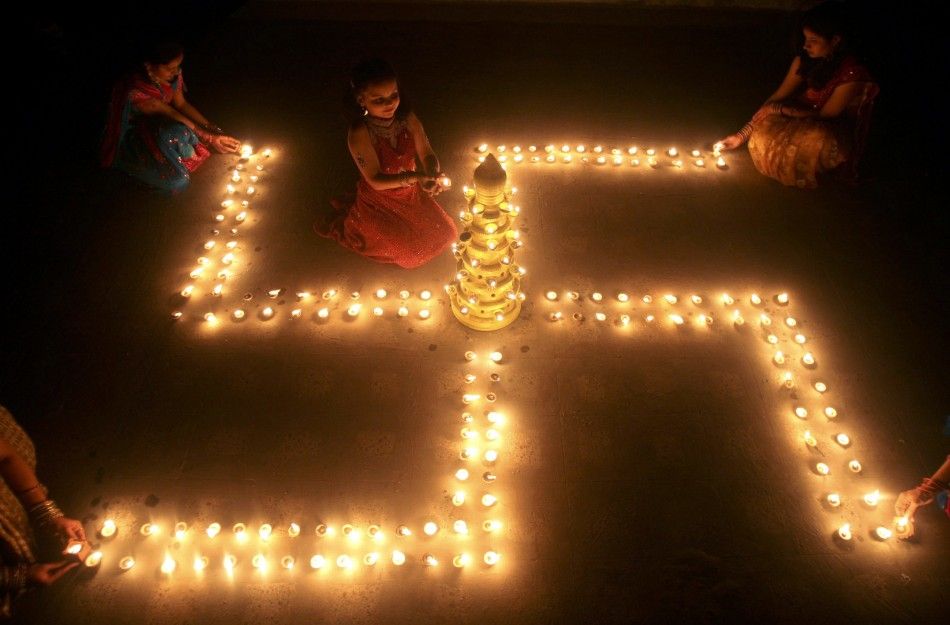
left=448, top=154, right=525, bottom=330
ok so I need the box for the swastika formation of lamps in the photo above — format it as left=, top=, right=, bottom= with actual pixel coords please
left=448, top=154, right=525, bottom=330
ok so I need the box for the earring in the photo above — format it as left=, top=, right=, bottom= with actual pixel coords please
left=362, top=107, right=369, bottom=117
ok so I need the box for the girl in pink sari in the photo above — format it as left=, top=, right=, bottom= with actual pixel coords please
left=101, top=42, right=240, bottom=193
left=716, top=3, right=877, bottom=188
left=895, top=454, right=950, bottom=538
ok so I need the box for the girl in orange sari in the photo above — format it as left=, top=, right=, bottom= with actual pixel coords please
left=716, top=3, right=876, bottom=188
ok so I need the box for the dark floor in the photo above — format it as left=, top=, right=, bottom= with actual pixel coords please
left=5, top=2, right=949, bottom=624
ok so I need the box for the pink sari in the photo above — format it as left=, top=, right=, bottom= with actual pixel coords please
left=101, top=72, right=210, bottom=192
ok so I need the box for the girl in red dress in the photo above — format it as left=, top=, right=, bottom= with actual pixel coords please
left=317, top=59, right=458, bottom=269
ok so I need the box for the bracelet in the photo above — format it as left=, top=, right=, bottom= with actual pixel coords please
left=736, top=123, right=754, bottom=141
left=920, top=477, right=949, bottom=495
left=27, top=499, right=64, bottom=527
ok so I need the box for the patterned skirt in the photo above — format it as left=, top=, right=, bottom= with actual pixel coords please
left=112, top=118, right=211, bottom=193
left=748, top=116, right=850, bottom=189
left=323, top=180, right=458, bottom=269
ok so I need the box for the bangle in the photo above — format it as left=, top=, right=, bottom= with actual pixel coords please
left=28, top=499, right=64, bottom=527
left=920, top=477, right=949, bottom=495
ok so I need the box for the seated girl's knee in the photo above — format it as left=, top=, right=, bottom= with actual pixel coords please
left=160, top=122, right=198, bottom=144
left=159, top=123, right=201, bottom=159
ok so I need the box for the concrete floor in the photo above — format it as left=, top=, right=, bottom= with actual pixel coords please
left=6, top=2, right=948, bottom=624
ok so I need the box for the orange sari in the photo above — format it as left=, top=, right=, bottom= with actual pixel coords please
left=748, top=57, right=874, bottom=188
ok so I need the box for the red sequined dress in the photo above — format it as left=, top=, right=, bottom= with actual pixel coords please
left=320, top=119, right=458, bottom=269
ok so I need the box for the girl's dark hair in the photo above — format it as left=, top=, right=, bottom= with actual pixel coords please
left=144, top=41, right=184, bottom=66
left=344, top=58, right=411, bottom=123
left=796, top=2, right=852, bottom=89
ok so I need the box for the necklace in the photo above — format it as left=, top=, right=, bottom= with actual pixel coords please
left=366, top=115, right=396, bottom=131
left=365, top=116, right=403, bottom=147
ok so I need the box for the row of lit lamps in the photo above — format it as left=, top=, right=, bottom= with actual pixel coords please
left=475, top=143, right=728, bottom=169
left=87, top=550, right=500, bottom=573
left=177, top=287, right=451, bottom=324
left=541, top=290, right=799, bottom=329
left=537, top=289, right=903, bottom=542
left=84, top=350, right=509, bottom=571
left=94, top=519, right=503, bottom=543
left=171, top=145, right=272, bottom=319
left=747, top=300, right=905, bottom=543
left=543, top=290, right=791, bottom=306
left=453, top=352, right=507, bottom=521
